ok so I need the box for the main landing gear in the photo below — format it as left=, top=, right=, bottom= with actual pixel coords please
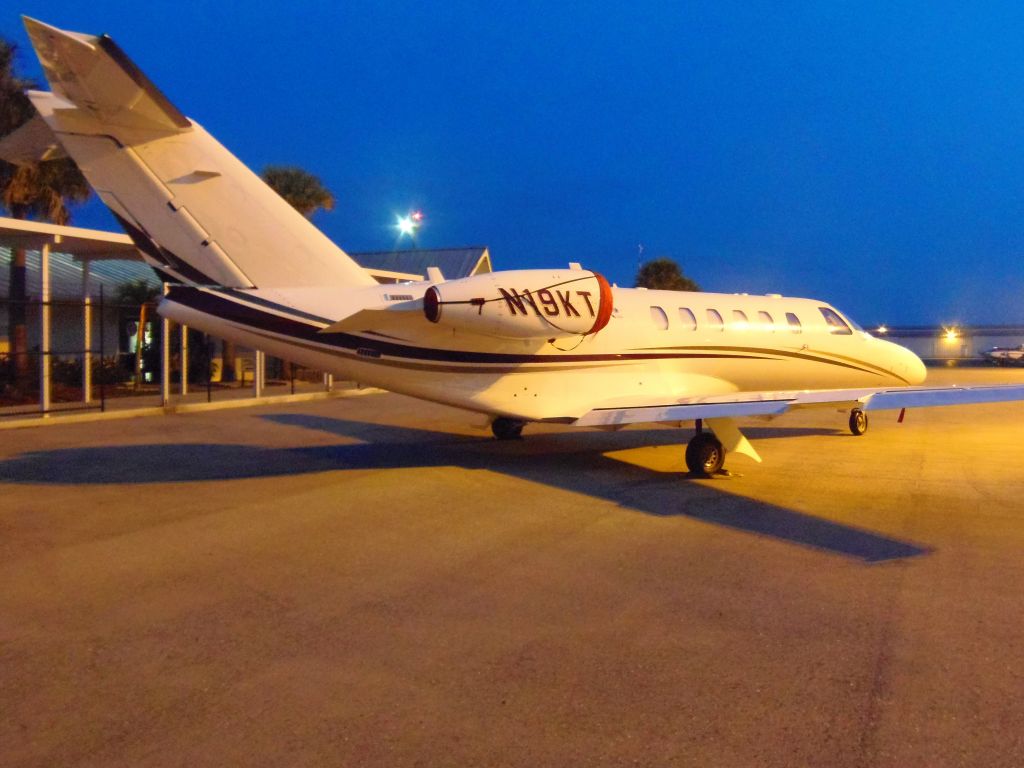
left=685, top=431, right=726, bottom=476
left=849, top=408, right=868, bottom=436
left=491, top=417, right=525, bottom=440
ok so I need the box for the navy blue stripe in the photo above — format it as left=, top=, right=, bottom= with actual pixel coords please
left=112, top=211, right=220, bottom=286
left=214, top=288, right=334, bottom=325
left=167, top=287, right=890, bottom=379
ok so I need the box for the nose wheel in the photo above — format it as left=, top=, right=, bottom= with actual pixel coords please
left=685, top=432, right=726, bottom=476
left=849, top=408, right=868, bottom=436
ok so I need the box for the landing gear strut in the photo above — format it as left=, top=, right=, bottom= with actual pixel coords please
left=849, top=408, right=868, bottom=436
left=685, top=431, right=726, bottom=477
left=491, top=417, right=525, bottom=440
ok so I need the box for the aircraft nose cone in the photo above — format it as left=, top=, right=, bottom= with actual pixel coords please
left=902, top=347, right=927, bottom=385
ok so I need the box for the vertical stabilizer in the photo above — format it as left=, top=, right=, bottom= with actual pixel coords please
left=21, top=17, right=376, bottom=290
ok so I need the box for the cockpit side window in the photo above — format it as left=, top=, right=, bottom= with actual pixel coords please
left=785, top=312, right=802, bottom=333
left=819, top=307, right=853, bottom=335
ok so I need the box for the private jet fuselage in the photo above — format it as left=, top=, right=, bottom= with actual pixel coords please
left=161, top=275, right=926, bottom=423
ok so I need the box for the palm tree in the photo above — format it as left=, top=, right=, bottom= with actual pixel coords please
left=635, top=258, right=700, bottom=292
left=261, top=165, right=335, bottom=217
left=1, top=38, right=91, bottom=383
left=115, top=279, right=160, bottom=390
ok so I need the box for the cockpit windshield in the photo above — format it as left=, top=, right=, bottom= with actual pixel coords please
left=819, top=306, right=855, bottom=335
left=833, top=307, right=864, bottom=331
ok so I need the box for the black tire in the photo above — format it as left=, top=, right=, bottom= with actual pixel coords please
left=685, top=432, right=725, bottom=476
left=491, top=417, right=525, bottom=440
left=849, top=408, right=868, bottom=436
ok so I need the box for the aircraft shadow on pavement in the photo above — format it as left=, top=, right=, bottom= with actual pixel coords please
left=0, top=413, right=927, bottom=564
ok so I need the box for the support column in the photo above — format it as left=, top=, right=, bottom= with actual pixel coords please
left=180, top=323, right=189, bottom=396
left=40, top=241, right=51, bottom=415
left=161, top=283, right=170, bottom=406
left=323, top=372, right=333, bottom=391
left=82, top=260, right=92, bottom=404
left=254, top=350, right=265, bottom=398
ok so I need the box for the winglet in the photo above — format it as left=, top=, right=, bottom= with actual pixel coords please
left=22, top=16, right=191, bottom=132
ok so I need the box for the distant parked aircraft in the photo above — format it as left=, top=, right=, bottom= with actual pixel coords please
left=981, top=345, right=1024, bottom=366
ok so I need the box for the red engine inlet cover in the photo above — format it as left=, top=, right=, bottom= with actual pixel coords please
left=588, top=273, right=613, bottom=335
left=423, top=285, right=441, bottom=323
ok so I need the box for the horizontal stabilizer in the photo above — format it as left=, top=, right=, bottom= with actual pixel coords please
left=0, top=113, right=66, bottom=164
left=23, top=16, right=190, bottom=133
left=21, top=18, right=378, bottom=291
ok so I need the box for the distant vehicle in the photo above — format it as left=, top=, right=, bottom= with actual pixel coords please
left=981, top=345, right=1024, bottom=366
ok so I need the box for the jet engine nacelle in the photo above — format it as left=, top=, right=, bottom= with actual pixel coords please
left=423, top=269, right=613, bottom=340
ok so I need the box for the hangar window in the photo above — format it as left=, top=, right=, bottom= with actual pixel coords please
left=757, top=311, right=774, bottom=331
left=650, top=306, right=669, bottom=330
left=785, top=312, right=802, bottom=333
left=819, top=307, right=853, bottom=335
left=731, top=309, right=749, bottom=329
left=706, top=308, right=724, bottom=330
left=678, top=307, right=697, bottom=330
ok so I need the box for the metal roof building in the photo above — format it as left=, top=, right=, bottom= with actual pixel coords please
left=0, top=216, right=495, bottom=417
left=0, top=247, right=156, bottom=299
left=353, top=247, right=492, bottom=282
left=0, top=217, right=492, bottom=298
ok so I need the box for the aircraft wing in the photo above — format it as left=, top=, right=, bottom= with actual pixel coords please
left=572, top=384, right=1024, bottom=427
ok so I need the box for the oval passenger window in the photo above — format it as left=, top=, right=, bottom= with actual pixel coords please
left=650, top=306, right=669, bottom=330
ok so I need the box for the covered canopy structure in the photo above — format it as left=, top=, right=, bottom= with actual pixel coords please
left=0, top=217, right=147, bottom=415
left=0, top=216, right=494, bottom=419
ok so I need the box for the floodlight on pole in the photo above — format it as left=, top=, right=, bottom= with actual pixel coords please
left=396, top=210, right=424, bottom=237
left=397, top=215, right=416, bottom=236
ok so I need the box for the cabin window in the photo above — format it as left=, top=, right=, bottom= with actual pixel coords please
left=706, top=308, right=724, bottom=330
left=785, top=312, right=802, bottom=333
left=757, top=310, right=774, bottom=331
left=650, top=306, right=669, bottom=330
left=819, top=307, right=853, bottom=335
left=678, top=307, right=697, bottom=330
left=731, top=309, right=749, bottom=328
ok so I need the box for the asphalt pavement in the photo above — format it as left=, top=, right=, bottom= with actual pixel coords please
left=2, top=367, right=1023, bottom=767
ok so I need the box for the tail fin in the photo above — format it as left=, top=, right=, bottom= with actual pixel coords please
left=21, top=17, right=376, bottom=290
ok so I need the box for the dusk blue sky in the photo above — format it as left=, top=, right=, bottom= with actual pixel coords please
left=4, top=1, right=1024, bottom=324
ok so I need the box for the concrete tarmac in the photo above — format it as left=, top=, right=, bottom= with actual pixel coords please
left=2, top=367, right=1023, bottom=767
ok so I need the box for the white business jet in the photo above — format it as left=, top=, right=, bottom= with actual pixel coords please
left=981, top=345, right=1024, bottom=367
left=9, top=18, right=1024, bottom=475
